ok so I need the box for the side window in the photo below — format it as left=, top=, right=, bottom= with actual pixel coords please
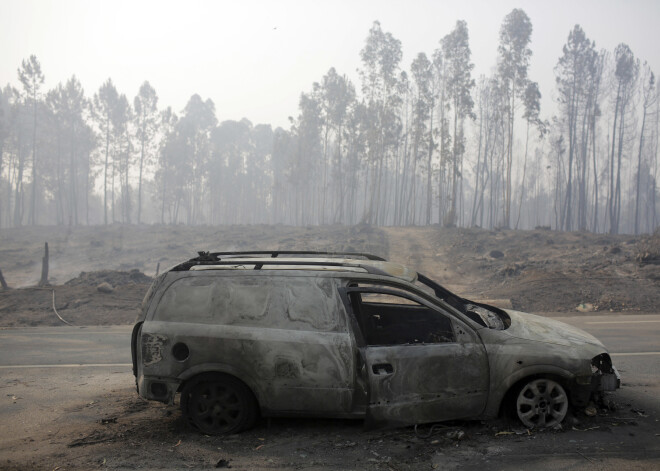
left=350, top=290, right=455, bottom=346
left=276, top=277, right=346, bottom=332
left=154, top=276, right=220, bottom=323
left=153, top=275, right=346, bottom=332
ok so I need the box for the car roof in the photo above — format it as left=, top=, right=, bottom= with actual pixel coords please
left=172, top=253, right=417, bottom=283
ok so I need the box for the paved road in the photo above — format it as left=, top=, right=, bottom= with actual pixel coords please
left=554, top=313, right=660, bottom=355
left=0, top=326, right=132, bottom=447
left=0, top=325, right=131, bottom=367
left=1, top=313, right=658, bottom=362
left=1, top=313, right=658, bottom=372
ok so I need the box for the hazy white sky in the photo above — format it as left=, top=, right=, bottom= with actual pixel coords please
left=2, top=0, right=659, bottom=129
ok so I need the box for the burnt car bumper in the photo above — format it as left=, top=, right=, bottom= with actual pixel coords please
left=594, top=365, right=621, bottom=391
left=571, top=365, right=620, bottom=407
left=138, top=375, right=180, bottom=405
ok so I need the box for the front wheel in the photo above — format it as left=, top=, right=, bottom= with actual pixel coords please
left=181, top=374, right=258, bottom=434
left=515, top=378, right=568, bottom=428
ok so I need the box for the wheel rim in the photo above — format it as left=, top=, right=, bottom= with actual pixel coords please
left=516, top=379, right=568, bottom=428
left=189, top=382, right=244, bottom=434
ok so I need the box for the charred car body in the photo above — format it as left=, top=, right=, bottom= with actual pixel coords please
left=132, top=251, right=619, bottom=434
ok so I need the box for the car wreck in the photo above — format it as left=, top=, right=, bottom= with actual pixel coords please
left=131, top=251, right=620, bottom=434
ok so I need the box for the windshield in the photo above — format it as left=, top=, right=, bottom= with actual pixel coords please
left=416, top=272, right=510, bottom=330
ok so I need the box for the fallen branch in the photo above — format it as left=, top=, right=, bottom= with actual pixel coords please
left=413, top=422, right=449, bottom=438
left=577, top=450, right=595, bottom=463
left=68, top=430, right=116, bottom=447
left=52, top=290, right=74, bottom=326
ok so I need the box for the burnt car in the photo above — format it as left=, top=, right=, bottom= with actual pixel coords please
left=131, top=251, right=619, bottom=434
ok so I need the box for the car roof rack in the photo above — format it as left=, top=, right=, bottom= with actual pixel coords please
left=191, top=251, right=385, bottom=262
left=169, top=253, right=417, bottom=282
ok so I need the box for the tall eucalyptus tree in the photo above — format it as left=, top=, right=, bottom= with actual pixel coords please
left=93, top=79, right=119, bottom=225
left=358, top=21, right=402, bottom=224
left=497, top=9, right=533, bottom=228
left=133, top=81, right=159, bottom=224
left=607, top=44, right=638, bottom=234
left=634, top=64, right=656, bottom=234
left=18, top=55, right=44, bottom=225
left=442, top=20, right=475, bottom=226
left=409, top=52, right=433, bottom=225
left=319, top=68, right=356, bottom=223
left=46, top=76, right=88, bottom=225
left=555, top=25, right=598, bottom=231
left=515, top=81, right=543, bottom=229
left=112, top=94, right=132, bottom=223
left=0, top=88, right=8, bottom=227
left=178, top=94, right=217, bottom=224
left=154, top=107, right=178, bottom=223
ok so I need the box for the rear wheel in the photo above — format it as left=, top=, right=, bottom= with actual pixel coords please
left=515, top=378, right=568, bottom=428
left=181, top=374, right=257, bottom=434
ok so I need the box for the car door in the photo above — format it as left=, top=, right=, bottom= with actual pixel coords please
left=340, top=285, right=489, bottom=428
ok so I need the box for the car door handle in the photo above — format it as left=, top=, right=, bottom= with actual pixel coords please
left=372, top=363, right=394, bottom=375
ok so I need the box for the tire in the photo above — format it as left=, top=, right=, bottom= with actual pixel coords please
left=515, top=378, right=568, bottom=428
left=180, top=374, right=258, bottom=434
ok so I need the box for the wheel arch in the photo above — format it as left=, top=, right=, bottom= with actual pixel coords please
left=177, top=364, right=263, bottom=410
left=483, top=365, right=576, bottom=418
left=498, top=372, right=572, bottom=418
left=180, top=370, right=260, bottom=434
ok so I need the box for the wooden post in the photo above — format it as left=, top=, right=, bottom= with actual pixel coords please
left=155, top=262, right=160, bottom=277
left=39, top=242, right=49, bottom=287
left=0, top=269, right=8, bottom=290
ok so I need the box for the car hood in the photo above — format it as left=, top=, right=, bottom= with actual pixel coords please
left=502, top=310, right=604, bottom=348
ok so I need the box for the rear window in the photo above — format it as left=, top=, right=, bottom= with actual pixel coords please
left=153, top=275, right=346, bottom=332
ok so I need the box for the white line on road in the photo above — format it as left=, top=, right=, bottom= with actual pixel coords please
left=0, top=363, right=131, bottom=369
left=585, top=320, right=660, bottom=324
left=611, top=352, right=660, bottom=356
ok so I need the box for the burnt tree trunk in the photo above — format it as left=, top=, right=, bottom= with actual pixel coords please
left=0, top=269, right=8, bottom=290
left=38, top=242, right=49, bottom=287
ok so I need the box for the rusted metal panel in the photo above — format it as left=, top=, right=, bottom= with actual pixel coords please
left=141, top=333, right=168, bottom=366
left=138, top=274, right=357, bottom=412
left=140, top=322, right=356, bottom=411
left=363, top=319, right=489, bottom=427
left=151, top=274, right=348, bottom=332
left=502, top=311, right=603, bottom=347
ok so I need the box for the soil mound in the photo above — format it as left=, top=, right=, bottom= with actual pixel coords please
left=65, top=269, right=153, bottom=287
